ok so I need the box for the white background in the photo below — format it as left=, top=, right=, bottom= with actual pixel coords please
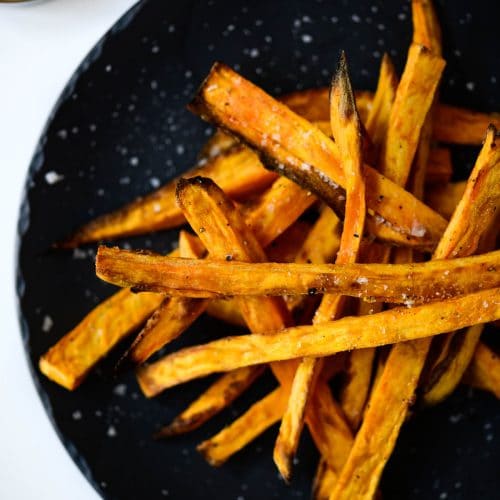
left=0, top=1, right=137, bottom=498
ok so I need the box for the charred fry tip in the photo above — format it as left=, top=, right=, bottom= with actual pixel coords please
left=273, top=453, right=292, bottom=484
left=486, top=123, right=499, bottom=141
left=196, top=442, right=224, bottom=467
left=330, top=51, right=358, bottom=122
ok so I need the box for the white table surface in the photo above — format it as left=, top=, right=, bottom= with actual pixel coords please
left=0, top=1, right=137, bottom=498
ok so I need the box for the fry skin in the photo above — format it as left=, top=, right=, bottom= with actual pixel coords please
left=60, top=146, right=276, bottom=247
left=275, top=53, right=366, bottom=480
left=330, top=126, right=500, bottom=500
left=189, top=63, right=447, bottom=250
left=135, top=288, right=500, bottom=394
left=464, top=342, right=500, bottom=399
left=426, top=181, right=467, bottom=219
left=39, top=288, right=163, bottom=390
left=96, top=246, right=500, bottom=302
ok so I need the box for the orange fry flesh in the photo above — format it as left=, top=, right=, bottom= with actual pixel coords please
left=189, top=63, right=447, bottom=250
left=173, top=177, right=352, bottom=473
left=135, top=288, right=500, bottom=395
left=380, top=44, right=445, bottom=186
left=156, top=365, right=265, bottom=438
left=331, top=126, right=500, bottom=500
left=39, top=288, right=163, bottom=390
left=96, top=247, right=500, bottom=302
left=464, top=342, right=500, bottom=399
left=275, top=53, right=366, bottom=480
left=426, top=181, right=467, bottom=219
left=60, top=147, right=276, bottom=247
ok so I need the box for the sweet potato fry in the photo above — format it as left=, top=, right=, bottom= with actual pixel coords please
left=380, top=44, right=445, bottom=186
left=117, top=231, right=207, bottom=368
left=265, top=220, right=312, bottom=263
left=434, top=104, right=500, bottom=145
left=412, top=0, right=442, bottom=53
left=425, top=148, right=453, bottom=186
left=198, top=129, right=237, bottom=160
left=205, top=299, right=245, bottom=326
left=135, top=288, right=500, bottom=394
left=60, top=146, right=276, bottom=247
left=365, top=54, right=398, bottom=151
left=312, top=459, right=338, bottom=500
left=156, top=365, right=265, bottom=438
left=96, top=247, right=500, bottom=302
left=275, top=54, right=365, bottom=480
left=173, top=177, right=352, bottom=472
left=197, top=387, right=288, bottom=466
left=464, top=342, right=500, bottom=398
left=39, top=288, right=164, bottom=390
left=330, top=126, right=500, bottom=500
left=426, top=181, right=466, bottom=219
left=189, top=63, right=448, bottom=250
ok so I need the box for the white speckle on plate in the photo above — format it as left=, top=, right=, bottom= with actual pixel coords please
left=301, top=33, right=313, bottom=43
left=176, top=144, right=185, bottom=155
left=42, top=315, right=53, bottom=332
left=161, top=490, right=169, bottom=497
left=119, top=176, right=130, bottom=185
left=439, top=493, right=448, bottom=500
left=72, top=248, right=87, bottom=259
left=57, top=129, right=68, bottom=140
left=465, top=81, right=475, bottom=91
left=151, top=80, right=158, bottom=90
left=105, top=64, right=112, bottom=72
left=72, top=410, right=82, bottom=420
left=249, top=48, right=260, bottom=58
left=151, top=45, right=160, bottom=53
left=129, top=156, right=139, bottom=166
left=351, top=14, right=361, bottom=23
left=149, top=177, right=161, bottom=188
left=107, top=425, right=117, bottom=437
left=377, top=23, right=386, bottom=31
left=113, top=384, right=127, bottom=397
left=397, top=12, right=407, bottom=20
left=45, top=171, right=64, bottom=185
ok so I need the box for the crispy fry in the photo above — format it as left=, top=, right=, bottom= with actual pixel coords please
left=118, top=231, right=207, bottom=368
left=97, top=246, right=500, bottom=302
left=425, top=148, right=453, bottom=186
left=426, top=181, right=466, bottom=219
left=173, top=177, right=352, bottom=472
left=39, top=288, right=163, bottom=390
left=198, top=130, right=237, bottom=160
left=189, top=63, right=447, bottom=250
left=412, top=0, right=442, bottom=53
left=205, top=299, right=245, bottom=327
left=60, top=146, right=276, bottom=247
left=275, top=53, right=365, bottom=480
left=464, top=342, right=500, bottom=398
left=312, top=459, right=338, bottom=500
left=365, top=54, right=398, bottom=150
left=435, top=104, right=500, bottom=145
left=135, top=288, right=500, bottom=393
left=265, top=220, right=311, bottom=263
left=197, top=387, right=288, bottom=466
left=331, top=126, right=499, bottom=500
left=156, top=366, right=265, bottom=438
left=380, top=44, right=445, bottom=186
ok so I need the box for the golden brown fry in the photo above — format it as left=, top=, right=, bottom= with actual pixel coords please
left=198, top=129, right=237, bottom=160
left=425, top=148, right=453, bottom=186
left=464, top=342, right=500, bottom=398
left=174, top=177, right=351, bottom=473
left=380, top=44, right=445, bottom=186
left=365, top=54, right=398, bottom=150
left=189, top=63, right=447, bottom=250
left=282, top=87, right=500, bottom=145
left=39, top=288, right=163, bottom=390
left=339, top=347, right=376, bottom=431
left=96, top=246, right=500, bottom=302
left=412, top=0, right=442, bottom=54
left=118, top=231, right=207, bottom=368
left=312, top=459, right=338, bottom=500
left=275, top=53, right=365, bottom=480
left=197, top=387, right=288, bottom=466
left=60, top=147, right=276, bottom=247
left=331, top=126, right=499, bottom=500
left=434, top=104, right=500, bottom=145
left=205, top=299, right=245, bottom=327
left=426, top=181, right=466, bottom=219
left=244, top=176, right=316, bottom=247
left=265, top=220, right=312, bottom=263
left=434, top=126, right=500, bottom=258
left=156, top=366, right=265, bottom=438
left=135, top=288, right=500, bottom=394
left=422, top=324, right=484, bottom=405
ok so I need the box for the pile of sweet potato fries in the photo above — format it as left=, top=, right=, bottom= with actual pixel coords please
left=40, top=1, right=499, bottom=498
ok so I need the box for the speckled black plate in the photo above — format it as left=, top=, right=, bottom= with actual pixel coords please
left=17, top=0, right=499, bottom=499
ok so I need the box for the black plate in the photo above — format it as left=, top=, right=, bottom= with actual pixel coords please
left=17, top=1, right=499, bottom=499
